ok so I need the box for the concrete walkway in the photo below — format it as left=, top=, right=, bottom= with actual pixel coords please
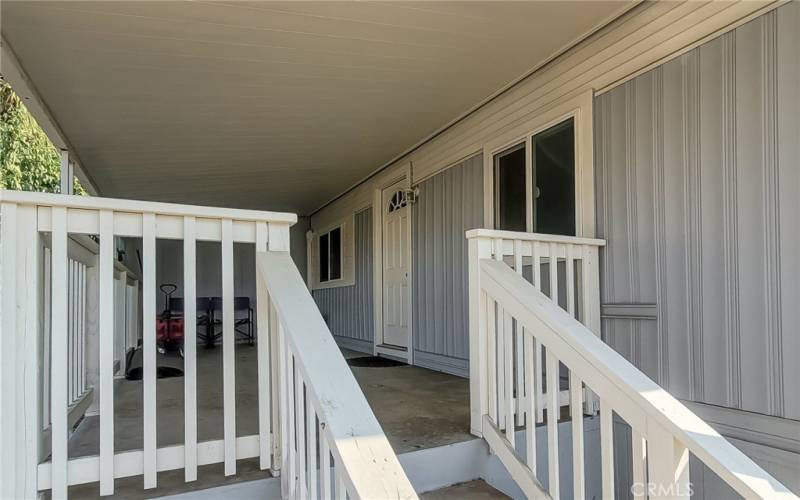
left=61, top=345, right=475, bottom=498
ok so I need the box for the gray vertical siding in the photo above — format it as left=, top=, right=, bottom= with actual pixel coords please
left=595, top=3, right=799, bottom=421
left=412, top=154, right=483, bottom=376
left=313, top=208, right=373, bottom=353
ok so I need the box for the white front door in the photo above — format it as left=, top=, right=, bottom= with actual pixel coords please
left=381, top=180, right=410, bottom=349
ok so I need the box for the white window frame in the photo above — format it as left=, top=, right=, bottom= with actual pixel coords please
left=482, top=90, right=595, bottom=238
left=318, top=225, right=344, bottom=284
left=309, top=214, right=355, bottom=291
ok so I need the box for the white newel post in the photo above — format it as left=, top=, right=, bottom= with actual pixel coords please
left=467, top=234, right=491, bottom=437
left=1, top=202, right=42, bottom=499
left=267, top=222, right=291, bottom=478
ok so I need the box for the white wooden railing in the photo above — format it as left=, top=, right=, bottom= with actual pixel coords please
left=0, top=190, right=414, bottom=500
left=467, top=229, right=795, bottom=499
left=0, top=190, right=297, bottom=499
left=257, top=251, right=416, bottom=499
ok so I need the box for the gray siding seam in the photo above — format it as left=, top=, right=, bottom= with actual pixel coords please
left=762, top=11, right=784, bottom=417
left=722, top=31, right=742, bottom=409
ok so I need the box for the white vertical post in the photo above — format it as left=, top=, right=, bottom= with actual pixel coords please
left=286, top=351, right=296, bottom=498
left=294, top=366, right=306, bottom=497
left=523, top=331, right=536, bottom=473
left=1, top=202, right=41, bottom=499
left=2, top=202, right=20, bottom=500
left=98, top=210, right=115, bottom=495
left=268, top=222, right=290, bottom=479
left=513, top=240, right=524, bottom=427
left=51, top=206, right=69, bottom=499
left=647, top=420, right=690, bottom=500
left=600, top=400, right=614, bottom=500
left=548, top=243, right=558, bottom=304
left=546, top=349, right=559, bottom=499
left=487, top=294, right=497, bottom=424
left=183, top=216, right=198, bottom=482
left=20, top=205, right=41, bottom=499
left=142, top=212, right=157, bottom=489
left=306, top=395, right=317, bottom=499
left=570, top=371, right=585, bottom=500
left=503, top=311, right=514, bottom=441
left=467, top=236, right=490, bottom=436
left=221, top=218, right=236, bottom=476
left=59, top=150, right=73, bottom=195
left=566, top=244, right=575, bottom=318
left=632, top=429, right=647, bottom=499
left=255, top=222, right=271, bottom=470
left=320, top=424, right=331, bottom=500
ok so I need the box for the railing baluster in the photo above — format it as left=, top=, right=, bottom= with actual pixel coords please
left=535, top=339, right=544, bottom=423
left=295, top=364, right=306, bottom=498
left=286, top=351, right=296, bottom=498
left=497, top=302, right=506, bottom=428
left=307, top=396, right=318, bottom=499
left=221, top=218, right=237, bottom=475
left=532, top=241, right=542, bottom=289
left=600, top=400, right=615, bottom=500
left=79, top=263, right=86, bottom=396
left=487, top=295, right=497, bottom=423
left=513, top=240, right=524, bottom=427
left=142, top=212, right=157, bottom=489
left=546, top=348, right=559, bottom=499
left=570, top=371, right=585, bottom=500
left=632, top=428, right=646, bottom=499
left=50, top=206, right=69, bottom=499
left=504, top=311, right=514, bottom=441
left=523, top=331, right=536, bottom=474
left=99, top=210, right=115, bottom=495
left=183, top=216, right=198, bottom=482
left=548, top=243, right=558, bottom=304
left=566, top=244, right=575, bottom=318
left=69, top=260, right=75, bottom=403
left=320, top=422, right=331, bottom=500
left=255, top=222, right=271, bottom=471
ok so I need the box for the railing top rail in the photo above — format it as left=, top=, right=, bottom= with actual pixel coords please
left=256, top=251, right=416, bottom=500
left=465, top=228, right=605, bottom=247
left=479, top=258, right=795, bottom=500
left=0, top=190, right=297, bottom=225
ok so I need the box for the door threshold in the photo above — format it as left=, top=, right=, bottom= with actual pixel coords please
left=375, top=344, right=410, bottom=363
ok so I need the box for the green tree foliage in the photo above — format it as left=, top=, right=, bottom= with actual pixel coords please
left=1, top=81, right=85, bottom=194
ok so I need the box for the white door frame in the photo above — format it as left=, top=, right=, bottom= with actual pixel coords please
left=372, top=167, right=413, bottom=362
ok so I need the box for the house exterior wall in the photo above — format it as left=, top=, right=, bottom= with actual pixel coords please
left=412, top=154, right=483, bottom=376
left=595, top=4, right=800, bottom=496
left=594, top=2, right=799, bottom=421
left=312, top=208, right=374, bottom=353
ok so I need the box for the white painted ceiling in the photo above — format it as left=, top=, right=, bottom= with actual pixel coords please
left=2, top=1, right=628, bottom=214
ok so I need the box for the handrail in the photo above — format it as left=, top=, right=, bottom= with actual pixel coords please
left=257, top=251, right=417, bottom=500
left=466, top=228, right=606, bottom=247
left=480, top=258, right=795, bottom=499
left=0, top=190, right=297, bottom=223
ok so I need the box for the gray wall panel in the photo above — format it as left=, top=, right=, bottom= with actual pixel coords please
left=313, top=209, right=373, bottom=350
left=595, top=3, right=800, bottom=420
left=412, top=154, right=483, bottom=369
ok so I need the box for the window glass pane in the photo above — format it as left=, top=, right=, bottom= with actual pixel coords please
left=329, top=227, right=342, bottom=280
left=494, top=144, right=527, bottom=231
left=533, top=118, right=575, bottom=236
left=319, top=233, right=329, bottom=282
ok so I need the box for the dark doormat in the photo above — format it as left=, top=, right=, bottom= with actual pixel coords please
left=346, top=356, right=406, bottom=368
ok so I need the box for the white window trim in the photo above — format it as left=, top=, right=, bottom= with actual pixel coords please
left=309, top=215, right=356, bottom=290
left=482, top=89, right=595, bottom=238
left=318, top=225, right=343, bottom=284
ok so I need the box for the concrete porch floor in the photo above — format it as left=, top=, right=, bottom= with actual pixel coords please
left=60, top=345, right=480, bottom=498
